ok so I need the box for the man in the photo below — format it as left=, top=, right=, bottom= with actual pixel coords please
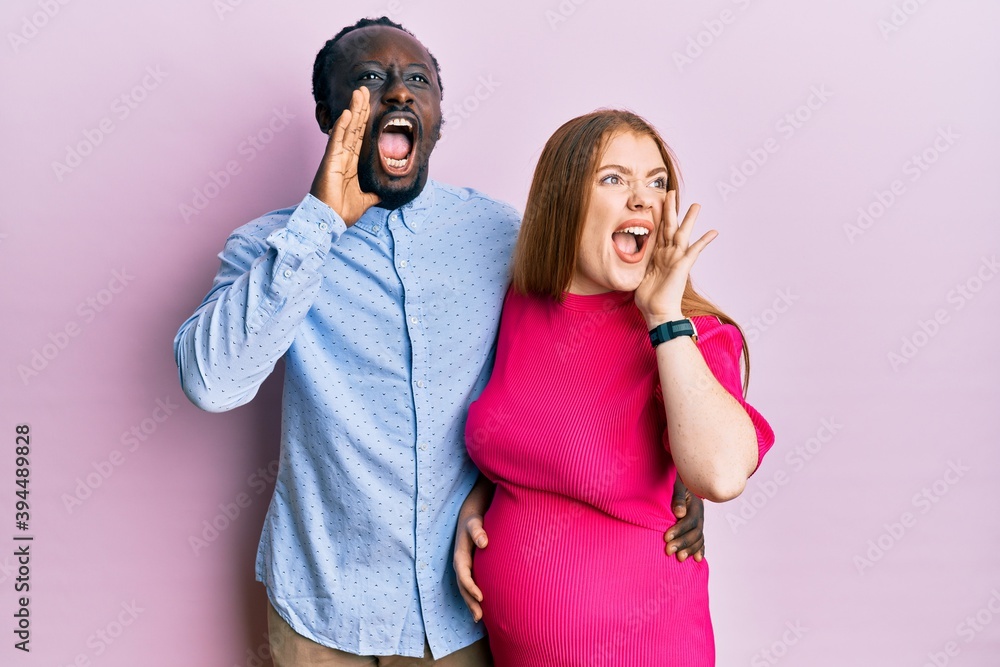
left=174, top=17, right=704, bottom=665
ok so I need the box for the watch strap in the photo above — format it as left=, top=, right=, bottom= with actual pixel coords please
left=649, top=318, right=698, bottom=347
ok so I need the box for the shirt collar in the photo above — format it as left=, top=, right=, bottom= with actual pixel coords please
left=353, top=180, right=436, bottom=236
left=396, top=180, right=435, bottom=233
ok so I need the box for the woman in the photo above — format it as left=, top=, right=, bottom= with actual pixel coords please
left=457, top=110, right=775, bottom=665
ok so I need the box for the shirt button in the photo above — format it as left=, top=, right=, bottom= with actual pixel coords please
left=416, top=380, right=425, bottom=388
left=319, top=222, right=329, bottom=231
left=419, top=561, right=427, bottom=570
left=419, top=443, right=428, bottom=451
left=398, top=260, right=408, bottom=269
left=373, top=226, right=380, bottom=233
left=282, top=269, right=292, bottom=278
left=391, top=212, right=399, bottom=221
left=409, top=316, right=418, bottom=325
left=420, top=504, right=428, bottom=512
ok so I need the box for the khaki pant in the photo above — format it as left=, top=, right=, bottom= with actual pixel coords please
left=267, top=602, right=493, bottom=667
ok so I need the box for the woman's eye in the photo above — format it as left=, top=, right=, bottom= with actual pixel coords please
left=601, top=174, right=623, bottom=185
left=651, top=178, right=667, bottom=189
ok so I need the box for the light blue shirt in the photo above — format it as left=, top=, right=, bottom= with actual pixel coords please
left=173, top=180, right=520, bottom=658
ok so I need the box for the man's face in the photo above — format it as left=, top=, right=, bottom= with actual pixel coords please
left=319, top=26, right=443, bottom=210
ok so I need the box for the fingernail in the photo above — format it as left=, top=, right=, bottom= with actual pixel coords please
left=475, top=537, right=486, bottom=548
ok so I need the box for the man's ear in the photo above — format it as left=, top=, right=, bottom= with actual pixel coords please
left=316, top=102, right=332, bottom=134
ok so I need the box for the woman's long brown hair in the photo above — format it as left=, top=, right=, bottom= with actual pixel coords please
left=510, top=109, right=752, bottom=392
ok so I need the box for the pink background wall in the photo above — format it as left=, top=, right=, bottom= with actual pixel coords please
left=2, top=1, right=998, bottom=665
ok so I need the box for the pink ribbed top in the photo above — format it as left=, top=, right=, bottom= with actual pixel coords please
left=465, top=288, right=774, bottom=667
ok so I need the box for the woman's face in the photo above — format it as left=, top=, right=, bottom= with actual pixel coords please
left=568, top=131, right=669, bottom=295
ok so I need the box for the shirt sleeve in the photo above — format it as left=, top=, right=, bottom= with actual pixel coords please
left=691, top=316, right=775, bottom=474
left=172, top=194, right=347, bottom=412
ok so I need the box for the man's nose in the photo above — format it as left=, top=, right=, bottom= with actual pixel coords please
left=382, top=70, right=414, bottom=107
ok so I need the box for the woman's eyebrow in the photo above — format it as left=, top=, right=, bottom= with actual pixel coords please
left=598, top=164, right=668, bottom=177
left=598, top=163, right=633, bottom=175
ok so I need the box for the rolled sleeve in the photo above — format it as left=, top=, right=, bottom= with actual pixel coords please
left=692, top=316, right=775, bottom=473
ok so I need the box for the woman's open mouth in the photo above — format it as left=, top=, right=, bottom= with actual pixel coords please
left=377, top=114, right=418, bottom=177
left=611, top=220, right=653, bottom=263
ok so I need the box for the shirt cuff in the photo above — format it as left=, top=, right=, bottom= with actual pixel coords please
left=284, top=193, right=347, bottom=252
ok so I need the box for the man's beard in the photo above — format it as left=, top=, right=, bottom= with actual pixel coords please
left=357, top=150, right=429, bottom=211
left=356, top=115, right=440, bottom=211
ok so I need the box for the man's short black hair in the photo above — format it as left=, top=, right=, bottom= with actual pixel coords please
left=312, top=16, right=444, bottom=105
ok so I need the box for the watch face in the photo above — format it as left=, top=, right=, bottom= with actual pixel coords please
left=650, top=319, right=696, bottom=346
left=671, top=320, right=693, bottom=338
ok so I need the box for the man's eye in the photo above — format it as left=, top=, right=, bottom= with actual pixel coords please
left=360, top=72, right=382, bottom=81
left=410, top=74, right=429, bottom=83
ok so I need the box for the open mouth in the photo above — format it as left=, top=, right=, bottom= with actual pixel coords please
left=377, top=114, right=417, bottom=177
left=611, top=221, right=653, bottom=263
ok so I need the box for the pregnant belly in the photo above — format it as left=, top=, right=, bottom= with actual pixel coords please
left=474, top=485, right=713, bottom=666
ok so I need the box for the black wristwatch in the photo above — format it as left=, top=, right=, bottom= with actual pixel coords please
left=649, top=318, right=698, bottom=347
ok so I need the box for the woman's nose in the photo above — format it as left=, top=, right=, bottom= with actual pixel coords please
left=628, top=185, right=653, bottom=210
